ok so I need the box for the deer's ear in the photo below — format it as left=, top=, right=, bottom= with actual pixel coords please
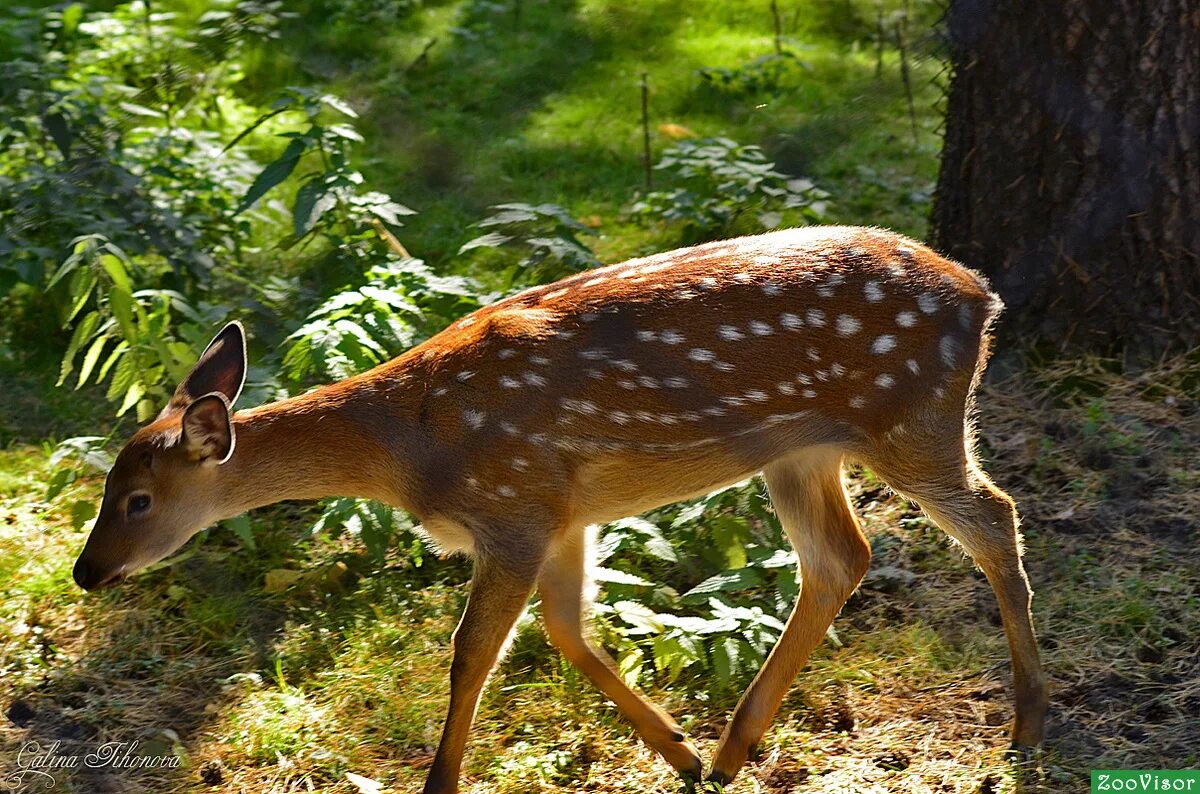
left=160, top=322, right=246, bottom=419
left=181, top=393, right=235, bottom=465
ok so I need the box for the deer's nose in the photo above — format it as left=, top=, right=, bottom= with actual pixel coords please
left=73, top=557, right=94, bottom=590
left=73, top=557, right=123, bottom=591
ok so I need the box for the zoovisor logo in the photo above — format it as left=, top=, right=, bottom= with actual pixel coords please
left=1093, top=771, right=1200, bottom=792
left=5, top=739, right=181, bottom=789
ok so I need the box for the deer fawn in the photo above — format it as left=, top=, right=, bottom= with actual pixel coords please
left=73, top=226, right=1046, bottom=791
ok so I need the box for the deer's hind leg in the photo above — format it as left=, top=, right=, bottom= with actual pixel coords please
left=709, top=447, right=871, bottom=784
left=859, top=411, right=1048, bottom=750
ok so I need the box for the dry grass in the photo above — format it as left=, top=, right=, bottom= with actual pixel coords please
left=2, top=354, right=1198, bottom=793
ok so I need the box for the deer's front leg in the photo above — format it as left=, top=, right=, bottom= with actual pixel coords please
left=422, top=546, right=544, bottom=794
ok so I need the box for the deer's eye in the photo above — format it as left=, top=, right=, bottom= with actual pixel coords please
left=127, top=493, right=152, bottom=516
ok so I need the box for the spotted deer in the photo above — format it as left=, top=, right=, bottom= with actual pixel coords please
left=72, top=226, right=1047, bottom=791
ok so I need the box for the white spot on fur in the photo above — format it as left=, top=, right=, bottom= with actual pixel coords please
left=940, top=335, right=962, bottom=367
left=511, top=457, right=529, bottom=471
left=778, top=382, right=796, bottom=395
left=907, top=358, right=921, bottom=374
left=432, top=386, right=449, bottom=397
left=610, top=411, right=630, bottom=425
left=618, top=380, right=637, bottom=390
left=637, top=376, right=660, bottom=389
left=803, top=389, right=817, bottom=398
left=543, top=288, right=569, bottom=300
left=749, top=320, right=773, bottom=336
left=464, top=409, right=485, bottom=429
left=522, top=372, right=549, bottom=387
left=745, top=390, right=768, bottom=402
left=917, top=293, right=939, bottom=314
left=896, top=310, right=918, bottom=327
left=664, top=376, right=689, bottom=388
left=689, top=348, right=715, bottom=362
left=660, top=330, right=686, bottom=345
left=457, top=370, right=476, bottom=381
left=959, top=303, right=974, bottom=329
left=849, top=396, right=866, bottom=408
left=875, top=373, right=896, bottom=389
left=497, top=485, right=516, bottom=498
left=718, top=325, right=745, bottom=341
left=499, top=376, right=521, bottom=389
left=830, top=363, right=846, bottom=377
left=636, top=330, right=657, bottom=342
left=612, top=359, right=638, bottom=372
left=864, top=281, right=885, bottom=302
left=733, top=272, right=754, bottom=283
left=779, top=312, right=803, bottom=330
left=721, top=396, right=748, bottom=407
left=806, top=347, right=821, bottom=362
left=500, top=421, right=519, bottom=435
left=498, top=348, right=517, bottom=359
left=583, top=276, right=608, bottom=287
left=871, top=334, right=897, bottom=354
left=835, top=314, right=861, bottom=336
left=806, top=309, right=826, bottom=327
left=796, top=373, right=813, bottom=385
left=703, top=406, right=728, bottom=417
left=761, top=283, right=782, bottom=296
left=530, top=355, right=551, bottom=366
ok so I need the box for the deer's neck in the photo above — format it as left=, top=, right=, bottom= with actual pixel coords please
left=218, top=373, right=422, bottom=516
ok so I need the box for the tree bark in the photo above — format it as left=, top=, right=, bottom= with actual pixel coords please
left=932, top=0, right=1200, bottom=357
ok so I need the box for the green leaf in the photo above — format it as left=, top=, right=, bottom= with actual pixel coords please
left=108, top=288, right=136, bottom=340
left=458, top=232, right=512, bottom=254
left=320, top=94, right=358, bottom=118
left=712, top=636, right=741, bottom=684
left=326, top=123, right=364, bottom=142
left=97, top=340, right=128, bottom=381
left=236, top=138, right=306, bottom=214
left=69, top=500, right=97, bottom=531
left=293, top=178, right=338, bottom=236
left=611, top=600, right=664, bottom=636
left=45, top=468, right=75, bottom=502
left=59, top=311, right=99, bottom=386
left=224, top=514, right=256, bottom=550
left=680, top=568, right=762, bottom=603
left=118, top=381, right=145, bottom=416
left=99, top=253, right=132, bottom=295
left=591, top=567, right=655, bottom=587
left=65, top=266, right=97, bottom=322
left=76, top=335, right=108, bottom=388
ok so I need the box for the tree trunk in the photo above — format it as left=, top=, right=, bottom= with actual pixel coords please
left=932, top=0, right=1200, bottom=357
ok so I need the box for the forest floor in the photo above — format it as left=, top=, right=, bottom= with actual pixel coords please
left=3, top=0, right=1199, bottom=792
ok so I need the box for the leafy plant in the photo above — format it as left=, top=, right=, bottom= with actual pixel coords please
left=51, top=235, right=224, bottom=421
left=282, top=257, right=479, bottom=383
left=230, top=87, right=415, bottom=247
left=631, top=137, right=829, bottom=244
left=697, top=52, right=811, bottom=97
left=589, top=479, right=806, bottom=689
left=458, top=203, right=600, bottom=289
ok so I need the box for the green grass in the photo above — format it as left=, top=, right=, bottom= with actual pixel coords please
left=242, top=0, right=942, bottom=271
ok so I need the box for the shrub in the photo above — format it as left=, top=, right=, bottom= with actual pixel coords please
left=631, top=137, right=829, bottom=244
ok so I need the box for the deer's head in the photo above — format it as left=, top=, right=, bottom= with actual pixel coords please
left=72, top=323, right=247, bottom=591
